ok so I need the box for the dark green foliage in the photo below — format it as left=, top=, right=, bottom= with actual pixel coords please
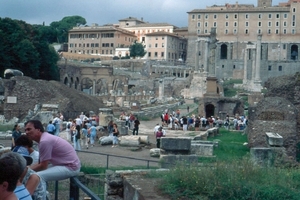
left=0, top=17, right=60, bottom=80
left=50, top=16, right=86, bottom=43
left=129, top=41, right=146, bottom=58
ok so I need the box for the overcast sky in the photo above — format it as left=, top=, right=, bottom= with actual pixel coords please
left=0, top=0, right=282, bottom=27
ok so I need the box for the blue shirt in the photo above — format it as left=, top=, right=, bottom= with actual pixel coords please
left=47, top=124, right=56, bottom=133
left=14, top=184, right=32, bottom=200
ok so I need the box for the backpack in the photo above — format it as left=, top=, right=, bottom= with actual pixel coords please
left=67, top=122, right=71, bottom=129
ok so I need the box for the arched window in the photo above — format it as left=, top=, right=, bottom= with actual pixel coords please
left=220, top=44, right=227, bottom=59
left=291, top=44, right=298, bottom=60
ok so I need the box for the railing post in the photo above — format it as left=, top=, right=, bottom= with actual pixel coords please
left=70, top=177, right=80, bottom=200
left=106, top=155, right=109, bottom=169
left=55, top=181, right=58, bottom=200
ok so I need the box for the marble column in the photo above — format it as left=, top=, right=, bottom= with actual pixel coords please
left=251, top=49, right=256, bottom=81
left=204, top=41, right=209, bottom=72
left=243, top=48, right=248, bottom=84
left=255, top=34, right=262, bottom=82
left=92, top=79, right=96, bottom=96
left=195, top=40, right=200, bottom=71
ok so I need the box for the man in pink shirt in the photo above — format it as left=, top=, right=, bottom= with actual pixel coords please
left=25, top=120, right=81, bottom=182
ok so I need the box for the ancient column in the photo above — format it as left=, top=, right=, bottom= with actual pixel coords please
left=243, top=48, right=248, bottom=84
left=204, top=40, right=209, bottom=72
left=195, top=39, right=200, bottom=71
left=251, top=49, right=256, bottom=82
left=124, top=84, right=128, bottom=95
left=158, top=79, right=164, bottom=100
left=255, top=34, right=262, bottom=82
left=92, top=79, right=96, bottom=96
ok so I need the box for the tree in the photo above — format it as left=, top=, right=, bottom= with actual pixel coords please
left=50, top=16, right=86, bottom=43
left=129, top=41, right=146, bottom=59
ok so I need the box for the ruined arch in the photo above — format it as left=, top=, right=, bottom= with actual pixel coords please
left=81, top=77, right=93, bottom=92
left=95, top=78, right=108, bottom=95
left=220, top=44, right=227, bottom=59
left=64, top=77, right=69, bottom=86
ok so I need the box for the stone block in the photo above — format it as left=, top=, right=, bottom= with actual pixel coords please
left=161, top=137, right=191, bottom=154
left=266, top=132, right=283, bottom=146
left=150, top=148, right=160, bottom=157
left=159, top=155, right=198, bottom=168
left=192, top=140, right=218, bottom=147
left=250, top=147, right=273, bottom=167
left=190, top=144, right=214, bottom=156
left=205, top=127, right=219, bottom=137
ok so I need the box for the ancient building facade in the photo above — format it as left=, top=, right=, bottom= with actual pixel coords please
left=187, top=0, right=300, bottom=83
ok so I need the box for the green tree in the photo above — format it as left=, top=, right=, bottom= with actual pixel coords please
left=129, top=41, right=146, bottom=58
left=50, top=16, right=86, bottom=43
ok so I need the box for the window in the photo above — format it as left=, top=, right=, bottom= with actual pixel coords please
left=283, top=21, right=287, bottom=27
left=161, top=52, right=164, bottom=57
left=225, top=29, right=228, bottom=34
left=284, top=13, right=287, bottom=18
left=245, top=29, right=249, bottom=34
left=278, top=66, right=282, bottom=71
left=276, top=29, right=279, bottom=34
left=225, top=14, right=229, bottom=19
left=268, top=21, right=272, bottom=27
left=197, top=29, right=201, bottom=34
left=198, top=14, right=201, bottom=19
left=205, top=29, right=208, bottom=33
left=155, top=43, right=158, bottom=47
left=258, top=29, right=262, bottom=34
left=162, top=37, right=164, bottom=40
left=234, top=14, right=238, bottom=19
left=268, top=14, right=272, bottom=19
left=154, top=52, right=158, bottom=57
left=205, top=22, right=208, bottom=27
left=276, top=14, right=280, bottom=18
left=225, top=22, right=229, bottom=27
left=205, top=14, right=208, bottom=19
left=276, top=21, right=279, bottom=27
left=245, top=22, right=249, bottom=27
left=234, top=22, right=237, bottom=27
left=192, top=15, right=195, bottom=19
left=268, top=66, right=272, bottom=71
left=258, top=22, right=262, bottom=27
left=214, top=14, right=217, bottom=19
left=162, top=43, right=164, bottom=47
left=292, top=29, right=296, bottom=34
left=213, top=22, right=217, bottom=27
left=293, top=8, right=296, bottom=13
left=283, top=29, right=287, bottom=34
left=268, top=29, right=271, bottom=34
left=111, top=43, right=114, bottom=47
left=233, top=29, right=237, bottom=34
left=283, top=44, right=286, bottom=49
left=148, top=52, right=151, bottom=57
left=233, top=65, right=236, bottom=69
left=245, top=14, right=249, bottom=19
left=258, top=14, right=262, bottom=19
left=87, top=43, right=89, bottom=47
left=197, top=22, right=201, bottom=27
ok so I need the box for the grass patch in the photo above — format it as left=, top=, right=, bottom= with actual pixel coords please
left=0, top=124, right=14, bottom=132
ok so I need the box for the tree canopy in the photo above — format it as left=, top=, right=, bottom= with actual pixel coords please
left=129, top=41, right=147, bottom=58
left=50, top=16, right=86, bottom=43
left=0, top=17, right=59, bottom=80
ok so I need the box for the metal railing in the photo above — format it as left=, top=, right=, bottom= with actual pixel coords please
left=50, top=150, right=160, bottom=200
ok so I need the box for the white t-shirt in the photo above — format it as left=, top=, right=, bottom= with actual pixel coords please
left=30, top=150, right=40, bottom=165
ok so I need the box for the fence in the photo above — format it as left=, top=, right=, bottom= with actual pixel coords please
left=48, top=150, right=160, bottom=200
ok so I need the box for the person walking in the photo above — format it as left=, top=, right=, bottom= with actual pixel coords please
left=155, top=127, right=164, bottom=148
left=111, top=123, right=119, bottom=148
left=88, top=124, right=97, bottom=148
left=46, top=121, right=56, bottom=135
left=132, top=116, right=140, bottom=135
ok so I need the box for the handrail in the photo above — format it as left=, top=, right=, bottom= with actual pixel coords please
left=69, top=177, right=101, bottom=200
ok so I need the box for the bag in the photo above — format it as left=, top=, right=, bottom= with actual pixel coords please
left=156, top=131, right=163, bottom=138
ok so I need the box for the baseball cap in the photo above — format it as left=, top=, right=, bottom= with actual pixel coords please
left=12, top=146, right=33, bottom=166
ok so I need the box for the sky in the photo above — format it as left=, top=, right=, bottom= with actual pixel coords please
left=0, top=0, right=282, bottom=27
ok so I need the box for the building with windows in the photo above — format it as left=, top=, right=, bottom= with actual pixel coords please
left=187, top=0, right=300, bottom=84
left=68, top=24, right=137, bottom=59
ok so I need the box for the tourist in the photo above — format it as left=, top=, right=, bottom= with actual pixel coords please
left=168, top=114, right=173, bottom=130
left=187, top=106, right=190, bottom=113
left=46, top=120, right=56, bottom=135
left=153, top=124, right=160, bottom=134
left=66, top=118, right=73, bottom=141
left=71, top=124, right=81, bottom=151
left=14, top=135, right=39, bottom=165
left=163, top=112, right=169, bottom=126
left=12, top=149, right=46, bottom=200
left=195, top=116, right=201, bottom=131
left=82, top=124, right=89, bottom=149
left=155, top=127, right=164, bottom=148
left=11, top=124, right=22, bottom=150
left=132, top=116, right=140, bottom=135
left=107, top=120, right=114, bottom=135
left=0, top=152, right=23, bottom=200
left=125, top=114, right=129, bottom=127
left=52, top=114, right=61, bottom=136
left=129, top=113, right=135, bottom=130
left=182, top=116, right=188, bottom=131
left=75, top=115, right=82, bottom=136
left=176, top=109, right=180, bottom=119
left=25, top=120, right=80, bottom=182
left=224, top=115, right=230, bottom=130
left=111, top=123, right=119, bottom=148
left=88, top=124, right=97, bottom=148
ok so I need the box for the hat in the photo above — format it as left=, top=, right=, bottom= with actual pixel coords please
left=12, top=146, right=33, bottom=166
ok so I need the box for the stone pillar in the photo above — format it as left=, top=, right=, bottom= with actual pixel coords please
left=243, top=48, right=248, bottom=84
left=195, top=39, right=200, bottom=71
left=204, top=41, right=209, bottom=72
left=158, top=79, right=164, bottom=100
left=92, top=79, right=96, bottom=96
left=183, top=70, right=186, bottom=78
left=108, top=83, right=113, bottom=95
left=124, top=84, right=128, bottom=95
left=251, top=49, right=256, bottom=81
left=255, top=34, right=262, bottom=82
